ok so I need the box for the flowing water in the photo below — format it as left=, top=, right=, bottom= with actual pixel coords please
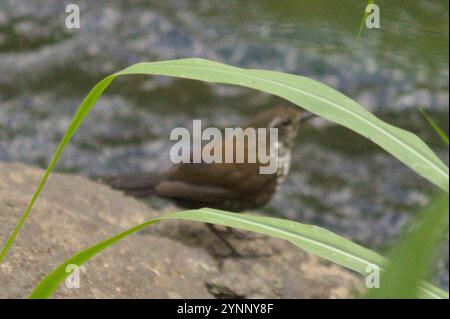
left=0, top=0, right=448, bottom=288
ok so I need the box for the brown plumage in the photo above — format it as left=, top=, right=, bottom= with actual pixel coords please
left=108, top=106, right=304, bottom=211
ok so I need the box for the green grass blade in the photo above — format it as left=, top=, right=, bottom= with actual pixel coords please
left=0, top=78, right=115, bottom=264
left=2, top=58, right=448, bottom=263
left=28, top=219, right=160, bottom=299
left=28, top=209, right=448, bottom=299
left=367, top=195, right=449, bottom=299
left=119, top=59, right=449, bottom=191
left=357, top=0, right=375, bottom=39
left=419, top=109, right=449, bottom=146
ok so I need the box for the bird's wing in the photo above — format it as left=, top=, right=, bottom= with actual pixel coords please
left=154, top=180, right=231, bottom=202
left=165, top=161, right=275, bottom=194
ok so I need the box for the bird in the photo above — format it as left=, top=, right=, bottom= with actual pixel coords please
left=105, top=105, right=308, bottom=256
left=107, top=106, right=305, bottom=212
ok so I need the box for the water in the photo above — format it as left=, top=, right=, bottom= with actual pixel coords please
left=0, top=0, right=448, bottom=288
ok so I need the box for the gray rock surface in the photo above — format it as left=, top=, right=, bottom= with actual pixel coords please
left=0, top=163, right=361, bottom=298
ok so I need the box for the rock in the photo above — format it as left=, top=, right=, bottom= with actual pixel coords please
left=0, top=163, right=361, bottom=298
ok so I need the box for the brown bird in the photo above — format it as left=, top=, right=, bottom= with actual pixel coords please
left=108, top=106, right=305, bottom=212
left=107, top=106, right=307, bottom=256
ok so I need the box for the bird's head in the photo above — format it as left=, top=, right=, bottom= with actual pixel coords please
left=246, top=106, right=305, bottom=147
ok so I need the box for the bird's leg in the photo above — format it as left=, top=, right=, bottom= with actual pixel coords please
left=206, top=224, right=271, bottom=259
left=206, top=223, right=242, bottom=258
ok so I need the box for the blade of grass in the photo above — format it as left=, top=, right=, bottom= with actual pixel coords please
left=0, top=78, right=115, bottom=264
left=367, top=195, right=449, bottom=299
left=2, top=58, right=448, bottom=264
left=28, top=208, right=448, bottom=299
left=357, top=0, right=374, bottom=39
left=419, top=109, right=449, bottom=146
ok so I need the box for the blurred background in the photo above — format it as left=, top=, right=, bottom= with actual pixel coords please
left=0, top=1, right=448, bottom=288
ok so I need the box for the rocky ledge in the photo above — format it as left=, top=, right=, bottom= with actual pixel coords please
left=0, top=163, right=361, bottom=298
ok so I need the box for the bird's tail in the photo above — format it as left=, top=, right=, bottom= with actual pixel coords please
left=95, top=172, right=162, bottom=197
